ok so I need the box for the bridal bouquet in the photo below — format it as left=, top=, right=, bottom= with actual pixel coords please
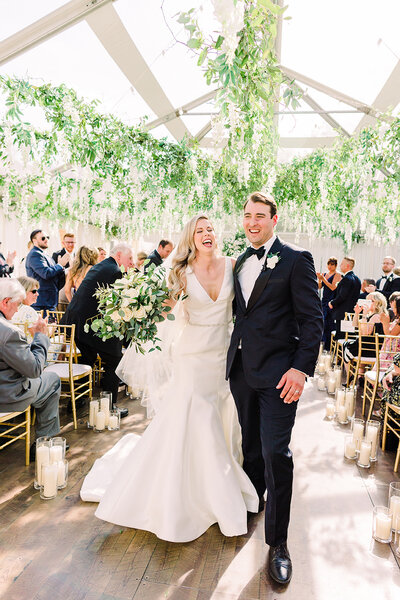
left=84, top=265, right=174, bottom=353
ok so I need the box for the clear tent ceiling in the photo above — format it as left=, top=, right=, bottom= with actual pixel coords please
left=0, top=0, right=399, bottom=162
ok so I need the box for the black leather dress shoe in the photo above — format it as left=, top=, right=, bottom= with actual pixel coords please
left=268, top=542, right=292, bottom=584
left=113, top=405, right=128, bottom=418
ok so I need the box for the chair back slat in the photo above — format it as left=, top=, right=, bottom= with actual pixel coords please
left=47, top=324, right=75, bottom=367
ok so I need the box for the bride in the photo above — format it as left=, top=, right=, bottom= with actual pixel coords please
left=80, top=214, right=259, bottom=542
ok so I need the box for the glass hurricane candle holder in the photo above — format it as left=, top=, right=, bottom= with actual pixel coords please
left=100, top=391, right=112, bottom=427
left=40, top=463, right=58, bottom=500
left=317, top=375, right=326, bottom=391
left=335, top=387, right=346, bottom=413
left=365, top=420, right=380, bottom=462
left=325, top=399, right=335, bottom=420
left=34, top=438, right=51, bottom=490
left=334, top=367, right=342, bottom=388
left=394, top=515, right=400, bottom=557
left=327, top=373, right=337, bottom=395
left=108, top=409, right=120, bottom=431
left=94, top=410, right=106, bottom=432
left=344, top=435, right=357, bottom=460
left=389, top=482, right=400, bottom=532
left=88, top=399, right=99, bottom=429
left=345, top=388, right=356, bottom=419
left=372, top=506, right=392, bottom=543
left=352, top=418, right=365, bottom=452
left=50, top=437, right=66, bottom=464
left=357, top=439, right=372, bottom=468
left=57, top=459, right=68, bottom=489
left=337, top=403, right=348, bottom=425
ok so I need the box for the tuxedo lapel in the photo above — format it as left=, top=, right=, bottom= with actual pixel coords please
left=234, top=251, right=247, bottom=312
left=246, top=237, right=283, bottom=314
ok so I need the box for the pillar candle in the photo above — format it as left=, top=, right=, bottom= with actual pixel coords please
left=89, top=400, right=99, bottom=427
left=109, top=415, right=119, bottom=429
left=358, top=441, right=371, bottom=466
left=344, top=439, right=356, bottom=459
left=345, top=392, right=355, bottom=418
left=100, top=398, right=110, bottom=426
left=326, top=403, right=335, bottom=418
left=57, top=461, right=66, bottom=487
left=375, top=513, right=392, bottom=540
left=390, top=496, right=400, bottom=522
left=336, top=389, right=345, bottom=405
left=334, top=368, right=342, bottom=387
left=323, top=354, right=331, bottom=369
left=49, top=445, right=63, bottom=464
left=338, top=405, right=347, bottom=423
left=36, top=445, right=50, bottom=486
left=95, top=411, right=106, bottom=431
left=42, top=464, right=58, bottom=498
left=327, top=377, right=336, bottom=394
left=366, top=425, right=379, bottom=460
left=352, top=423, right=364, bottom=450
left=317, top=376, right=326, bottom=391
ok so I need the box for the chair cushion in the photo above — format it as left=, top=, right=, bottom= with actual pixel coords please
left=365, top=370, right=385, bottom=383
left=360, top=357, right=376, bottom=363
left=44, top=363, right=92, bottom=379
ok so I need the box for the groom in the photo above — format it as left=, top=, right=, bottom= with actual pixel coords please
left=227, top=192, right=323, bottom=585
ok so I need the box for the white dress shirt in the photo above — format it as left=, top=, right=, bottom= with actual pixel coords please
left=238, top=235, right=276, bottom=305
left=378, top=273, right=392, bottom=291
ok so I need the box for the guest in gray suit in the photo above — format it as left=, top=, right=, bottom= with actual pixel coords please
left=0, top=279, right=61, bottom=442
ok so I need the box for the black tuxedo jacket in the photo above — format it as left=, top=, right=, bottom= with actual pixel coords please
left=376, top=274, right=400, bottom=301
left=227, top=237, right=323, bottom=389
left=330, top=271, right=361, bottom=322
left=63, top=257, right=122, bottom=353
left=52, top=247, right=71, bottom=270
left=144, top=249, right=162, bottom=272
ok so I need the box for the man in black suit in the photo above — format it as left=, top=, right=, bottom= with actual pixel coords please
left=376, top=256, right=400, bottom=301
left=52, top=233, right=76, bottom=269
left=63, top=243, right=134, bottom=416
left=328, top=257, right=361, bottom=339
left=144, top=239, right=174, bottom=272
left=227, top=192, right=323, bottom=585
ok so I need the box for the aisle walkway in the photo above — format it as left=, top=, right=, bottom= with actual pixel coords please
left=0, top=379, right=399, bottom=600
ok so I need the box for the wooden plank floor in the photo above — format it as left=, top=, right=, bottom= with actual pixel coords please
left=1, top=380, right=400, bottom=600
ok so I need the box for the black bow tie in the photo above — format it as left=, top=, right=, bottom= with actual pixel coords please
left=245, top=246, right=266, bottom=260
left=382, top=275, right=388, bottom=279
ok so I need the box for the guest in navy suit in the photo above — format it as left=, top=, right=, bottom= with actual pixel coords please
left=25, top=229, right=70, bottom=315
left=227, top=192, right=323, bottom=585
left=144, top=240, right=174, bottom=272
left=328, top=257, right=361, bottom=339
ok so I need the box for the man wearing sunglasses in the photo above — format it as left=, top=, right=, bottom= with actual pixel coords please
left=25, top=229, right=70, bottom=316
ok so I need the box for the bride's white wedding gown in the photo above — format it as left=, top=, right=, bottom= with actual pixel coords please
left=80, top=257, right=258, bottom=542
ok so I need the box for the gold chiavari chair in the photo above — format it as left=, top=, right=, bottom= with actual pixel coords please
left=382, top=403, right=400, bottom=472
left=43, top=324, right=92, bottom=429
left=0, top=407, right=31, bottom=465
left=335, top=312, right=357, bottom=367
left=47, top=310, right=65, bottom=324
left=346, top=323, right=381, bottom=389
left=362, top=334, right=400, bottom=422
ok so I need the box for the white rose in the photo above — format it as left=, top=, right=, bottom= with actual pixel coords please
left=122, top=308, right=133, bottom=322
left=132, top=306, right=147, bottom=320
left=110, top=311, right=120, bottom=322
left=106, top=326, right=112, bottom=332
left=126, top=287, right=140, bottom=298
left=266, top=256, right=280, bottom=269
left=121, top=298, right=131, bottom=308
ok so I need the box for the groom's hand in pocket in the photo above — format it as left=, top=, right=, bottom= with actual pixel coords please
left=276, top=368, right=306, bottom=404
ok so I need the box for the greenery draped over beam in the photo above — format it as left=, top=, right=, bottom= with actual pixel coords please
left=0, top=76, right=268, bottom=238
left=273, top=123, right=400, bottom=248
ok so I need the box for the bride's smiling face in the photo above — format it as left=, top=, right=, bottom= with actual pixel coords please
left=193, top=218, right=216, bottom=255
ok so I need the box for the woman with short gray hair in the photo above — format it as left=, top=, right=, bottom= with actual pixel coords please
left=11, top=277, right=41, bottom=341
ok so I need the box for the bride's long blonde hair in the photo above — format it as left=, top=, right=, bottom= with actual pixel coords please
left=168, top=214, right=210, bottom=300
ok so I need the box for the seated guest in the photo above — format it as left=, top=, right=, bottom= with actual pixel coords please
left=359, top=278, right=376, bottom=299
left=376, top=256, right=400, bottom=301
left=0, top=242, right=16, bottom=277
left=380, top=353, right=400, bottom=419
left=65, top=246, right=98, bottom=302
left=317, top=257, right=342, bottom=350
left=342, top=291, right=388, bottom=365
left=0, top=279, right=61, bottom=456
left=144, top=239, right=174, bottom=272
left=63, top=243, right=134, bottom=416
left=135, top=251, right=148, bottom=271
left=11, top=276, right=40, bottom=342
left=97, top=247, right=107, bottom=262
left=389, top=292, right=400, bottom=321
left=25, top=229, right=70, bottom=316
left=329, top=257, right=361, bottom=339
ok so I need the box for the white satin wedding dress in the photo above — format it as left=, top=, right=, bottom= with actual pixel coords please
left=80, top=257, right=258, bottom=542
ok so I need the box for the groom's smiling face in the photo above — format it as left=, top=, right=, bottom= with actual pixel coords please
left=243, top=200, right=278, bottom=248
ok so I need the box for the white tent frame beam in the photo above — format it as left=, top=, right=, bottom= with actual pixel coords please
left=355, top=59, right=400, bottom=133
left=299, top=85, right=350, bottom=137
left=199, top=137, right=337, bottom=149
left=0, top=0, right=114, bottom=66
left=86, top=3, right=191, bottom=142
left=145, top=89, right=219, bottom=131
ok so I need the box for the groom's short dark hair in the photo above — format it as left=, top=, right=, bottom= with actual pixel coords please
left=243, top=192, right=277, bottom=217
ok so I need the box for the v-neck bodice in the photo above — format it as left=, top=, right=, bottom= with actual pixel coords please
left=184, top=257, right=234, bottom=327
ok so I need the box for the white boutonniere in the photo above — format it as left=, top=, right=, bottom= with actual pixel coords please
left=266, top=252, right=281, bottom=270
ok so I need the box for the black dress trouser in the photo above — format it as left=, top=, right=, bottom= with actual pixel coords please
left=76, top=337, right=122, bottom=405
left=229, top=350, right=297, bottom=547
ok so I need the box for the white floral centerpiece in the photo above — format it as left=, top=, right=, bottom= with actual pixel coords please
left=84, top=265, right=174, bottom=354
